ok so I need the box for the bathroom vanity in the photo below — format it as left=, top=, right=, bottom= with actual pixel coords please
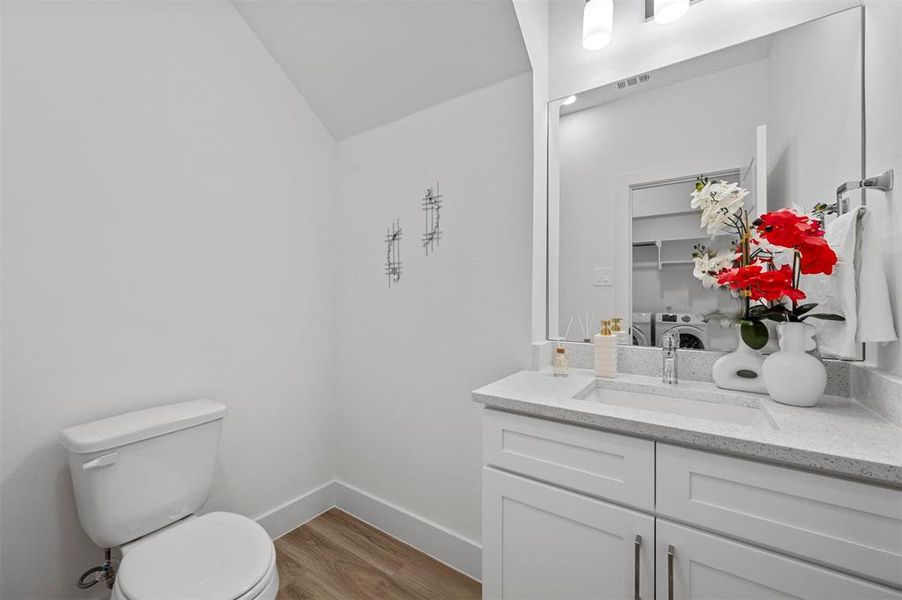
left=483, top=1, right=902, bottom=597
left=474, top=370, right=902, bottom=599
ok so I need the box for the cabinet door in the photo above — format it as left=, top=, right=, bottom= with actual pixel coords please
left=483, top=467, right=654, bottom=600
left=656, top=520, right=902, bottom=600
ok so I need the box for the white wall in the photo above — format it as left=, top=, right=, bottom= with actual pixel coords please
left=766, top=8, right=862, bottom=212
left=555, top=60, right=768, bottom=337
left=864, top=0, right=902, bottom=376
left=548, top=0, right=860, bottom=100
left=333, top=74, right=534, bottom=551
left=0, top=2, right=337, bottom=598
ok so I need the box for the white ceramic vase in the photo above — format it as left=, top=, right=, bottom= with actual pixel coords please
left=762, top=322, right=826, bottom=407
left=712, top=328, right=767, bottom=394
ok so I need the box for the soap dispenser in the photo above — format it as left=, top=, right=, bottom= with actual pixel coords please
left=611, top=317, right=629, bottom=346
left=594, top=320, right=617, bottom=378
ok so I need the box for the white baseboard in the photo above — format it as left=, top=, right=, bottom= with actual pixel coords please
left=254, top=479, right=482, bottom=581
left=255, top=480, right=337, bottom=539
left=334, top=480, right=482, bottom=581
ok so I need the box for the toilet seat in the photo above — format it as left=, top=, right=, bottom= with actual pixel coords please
left=114, top=512, right=277, bottom=600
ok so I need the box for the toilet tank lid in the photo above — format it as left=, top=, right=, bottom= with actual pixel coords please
left=60, top=399, right=227, bottom=454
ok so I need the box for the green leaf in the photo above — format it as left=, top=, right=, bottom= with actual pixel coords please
left=794, top=303, right=818, bottom=316
left=740, top=318, right=769, bottom=350
left=758, top=311, right=790, bottom=321
left=748, top=304, right=789, bottom=318
left=803, top=313, right=846, bottom=321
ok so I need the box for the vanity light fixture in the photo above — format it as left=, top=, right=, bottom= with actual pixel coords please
left=582, top=0, right=614, bottom=51
left=562, top=95, right=578, bottom=106
left=653, top=0, right=690, bottom=24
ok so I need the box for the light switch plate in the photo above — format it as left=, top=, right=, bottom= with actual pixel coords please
left=594, top=267, right=612, bottom=287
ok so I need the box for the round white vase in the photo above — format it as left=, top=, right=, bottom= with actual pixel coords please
left=762, top=322, right=826, bottom=407
left=712, top=328, right=767, bottom=394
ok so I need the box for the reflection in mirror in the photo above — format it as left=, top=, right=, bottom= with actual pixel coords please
left=548, top=7, right=865, bottom=359
left=631, top=170, right=751, bottom=352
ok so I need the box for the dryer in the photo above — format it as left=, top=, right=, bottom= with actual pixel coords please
left=655, top=312, right=708, bottom=350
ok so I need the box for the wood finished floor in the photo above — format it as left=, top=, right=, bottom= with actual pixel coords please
left=275, top=508, right=481, bottom=600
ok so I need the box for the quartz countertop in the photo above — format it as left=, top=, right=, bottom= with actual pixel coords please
left=472, top=369, right=902, bottom=487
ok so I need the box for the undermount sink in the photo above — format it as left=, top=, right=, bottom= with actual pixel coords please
left=577, top=386, right=776, bottom=430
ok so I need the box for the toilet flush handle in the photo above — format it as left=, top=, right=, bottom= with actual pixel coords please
left=82, top=452, right=118, bottom=470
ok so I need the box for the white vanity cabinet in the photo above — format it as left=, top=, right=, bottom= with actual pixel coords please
left=481, top=409, right=902, bottom=600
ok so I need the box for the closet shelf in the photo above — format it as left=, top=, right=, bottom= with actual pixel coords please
left=632, top=232, right=727, bottom=246
left=632, top=209, right=698, bottom=220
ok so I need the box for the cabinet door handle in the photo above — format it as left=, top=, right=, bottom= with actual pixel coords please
left=667, top=545, right=675, bottom=600
left=633, top=535, right=641, bottom=600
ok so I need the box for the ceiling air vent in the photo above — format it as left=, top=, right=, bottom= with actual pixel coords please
left=616, top=73, right=651, bottom=91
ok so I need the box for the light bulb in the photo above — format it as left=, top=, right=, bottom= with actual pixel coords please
left=654, top=0, right=690, bottom=24
left=562, top=95, right=578, bottom=106
left=583, top=0, right=613, bottom=51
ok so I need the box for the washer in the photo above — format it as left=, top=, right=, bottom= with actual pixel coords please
left=631, top=312, right=654, bottom=346
left=655, top=312, right=708, bottom=350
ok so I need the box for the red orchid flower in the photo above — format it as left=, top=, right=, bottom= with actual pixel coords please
left=798, top=236, right=838, bottom=275
left=717, top=264, right=805, bottom=303
left=756, top=209, right=837, bottom=275
left=756, top=209, right=823, bottom=247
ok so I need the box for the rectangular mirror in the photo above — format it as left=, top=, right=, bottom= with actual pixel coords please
left=547, top=7, right=864, bottom=358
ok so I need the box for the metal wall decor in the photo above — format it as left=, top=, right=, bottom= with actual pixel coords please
left=385, top=219, right=402, bottom=286
left=421, top=183, right=443, bottom=256
left=384, top=183, right=445, bottom=286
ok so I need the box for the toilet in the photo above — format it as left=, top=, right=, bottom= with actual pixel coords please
left=60, top=399, right=279, bottom=599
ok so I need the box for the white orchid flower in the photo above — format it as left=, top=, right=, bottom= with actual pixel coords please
left=690, top=180, right=750, bottom=235
left=692, top=249, right=736, bottom=288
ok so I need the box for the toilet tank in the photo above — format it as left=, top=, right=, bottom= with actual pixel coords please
left=60, top=399, right=227, bottom=548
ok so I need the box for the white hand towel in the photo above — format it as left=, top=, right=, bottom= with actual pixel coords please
left=802, top=207, right=898, bottom=359
left=803, top=210, right=858, bottom=358
left=856, top=208, right=898, bottom=344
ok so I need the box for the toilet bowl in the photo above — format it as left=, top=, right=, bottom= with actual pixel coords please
left=110, top=512, right=279, bottom=600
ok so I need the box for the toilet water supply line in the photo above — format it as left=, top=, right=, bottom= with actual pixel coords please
left=77, top=548, right=116, bottom=590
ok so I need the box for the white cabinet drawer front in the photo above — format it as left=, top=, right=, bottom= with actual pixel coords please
left=484, top=409, right=655, bottom=511
left=657, top=444, right=902, bottom=588
left=656, top=519, right=902, bottom=599
left=483, top=467, right=654, bottom=600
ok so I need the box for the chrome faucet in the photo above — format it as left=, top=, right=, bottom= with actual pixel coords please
left=662, top=335, right=678, bottom=384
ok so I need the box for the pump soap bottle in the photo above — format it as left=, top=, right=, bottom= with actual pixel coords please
left=611, top=317, right=629, bottom=346
left=594, top=320, right=617, bottom=378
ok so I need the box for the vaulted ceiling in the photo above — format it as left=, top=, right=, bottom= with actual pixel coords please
left=234, top=0, right=532, bottom=141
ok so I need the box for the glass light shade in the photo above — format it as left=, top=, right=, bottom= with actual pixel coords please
left=654, top=0, right=690, bottom=24
left=582, top=0, right=613, bottom=51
